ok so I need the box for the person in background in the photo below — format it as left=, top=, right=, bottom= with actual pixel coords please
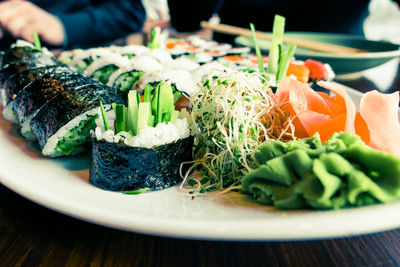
left=167, top=0, right=400, bottom=45
left=0, top=0, right=146, bottom=49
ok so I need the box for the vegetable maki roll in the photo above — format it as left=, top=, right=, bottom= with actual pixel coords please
left=69, top=48, right=115, bottom=73
left=1, top=66, right=63, bottom=123
left=107, top=54, right=164, bottom=95
left=57, top=49, right=84, bottom=66
left=117, top=44, right=150, bottom=58
left=89, top=82, right=193, bottom=192
left=30, top=82, right=123, bottom=157
left=12, top=66, right=93, bottom=140
left=134, top=69, right=197, bottom=97
left=0, top=41, right=58, bottom=105
left=0, top=41, right=57, bottom=81
left=83, top=54, right=130, bottom=84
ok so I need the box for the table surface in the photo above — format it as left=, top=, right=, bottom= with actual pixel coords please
left=1, top=57, right=400, bottom=267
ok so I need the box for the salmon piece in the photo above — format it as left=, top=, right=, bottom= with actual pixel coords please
left=166, top=41, right=185, bottom=50
left=222, top=55, right=244, bottom=63
left=305, top=59, right=329, bottom=81
left=286, top=63, right=310, bottom=83
left=359, top=90, right=400, bottom=156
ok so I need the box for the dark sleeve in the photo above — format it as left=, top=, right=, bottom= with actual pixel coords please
left=167, top=0, right=226, bottom=32
left=55, top=0, right=146, bottom=48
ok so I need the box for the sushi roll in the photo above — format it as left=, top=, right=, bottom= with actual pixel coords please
left=1, top=66, right=63, bottom=122
left=0, top=41, right=57, bottom=79
left=89, top=82, right=193, bottom=192
left=69, top=47, right=115, bottom=73
left=134, top=68, right=197, bottom=97
left=30, top=82, right=123, bottom=157
left=57, top=49, right=84, bottom=66
left=117, top=44, right=150, bottom=58
left=170, top=56, right=200, bottom=71
left=12, top=66, right=93, bottom=140
left=107, top=54, right=164, bottom=95
left=133, top=68, right=197, bottom=113
left=0, top=41, right=58, bottom=105
left=83, top=54, right=131, bottom=84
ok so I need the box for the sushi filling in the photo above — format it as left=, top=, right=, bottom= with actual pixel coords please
left=92, top=64, right=119, bottom=84
left=20, top=111, right=39, bottom=141
left=48, top=113, right=98, bottom=156
left=75, top=57, right=94, bottom=72
left=114, top=70, right=144, bottom=94
left=96, top=81, right=191, bottom=149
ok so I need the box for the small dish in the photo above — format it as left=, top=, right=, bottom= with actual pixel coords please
left=235, top=32, right=400, bottom=76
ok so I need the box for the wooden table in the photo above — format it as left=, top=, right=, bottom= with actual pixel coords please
left=1, top=60, right=400, bottom=267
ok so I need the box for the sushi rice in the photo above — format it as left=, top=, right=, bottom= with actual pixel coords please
left=2, top=102, right=18, bottom=123
left=42, top=106, right=105, bottom=157
left=20, top=111, right=39, bottom=141
left=95, top=117, right=190, bottom=149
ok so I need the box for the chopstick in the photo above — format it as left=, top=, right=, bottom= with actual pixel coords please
left=201, top=21, right=366, bottom=54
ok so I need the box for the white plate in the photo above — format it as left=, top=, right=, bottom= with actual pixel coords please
left=1, top=87, right=400, bottom=241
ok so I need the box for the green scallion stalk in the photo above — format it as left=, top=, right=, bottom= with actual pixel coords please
left=249, top=23, right=266, bottom=73
left=267, top=15, right=285, bottom=76
left=276, top=44, right=297, bottom=81
left=99, top=101, right=109, bottom=131
left=115, top=104, right=127, bottom=133
left=32, top=30, right=41, bottom=50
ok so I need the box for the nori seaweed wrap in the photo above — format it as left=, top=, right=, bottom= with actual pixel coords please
left=2, top=66, right=64, bottom=106
left=30, top=82, right=123, bottom=157
left=90, top=136, right=193, bottom=191
left=12, top=66, right=95, bottom=139
left=0, top=45, right=58, bottom=86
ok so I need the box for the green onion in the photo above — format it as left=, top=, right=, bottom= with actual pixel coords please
left=99, top=101, right=109, bottom=131
left=249, top=23, right=266, bottom=73
left=276, top=43, right=297, bottom=81
left=267, top=15, right=285, bottom=76
left=32, top=30, right=41, bottom=50
left=115, top=104, right=127, bottom=133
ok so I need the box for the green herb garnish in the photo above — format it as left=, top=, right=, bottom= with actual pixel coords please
left=32, top=30, right=41, bottom=50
